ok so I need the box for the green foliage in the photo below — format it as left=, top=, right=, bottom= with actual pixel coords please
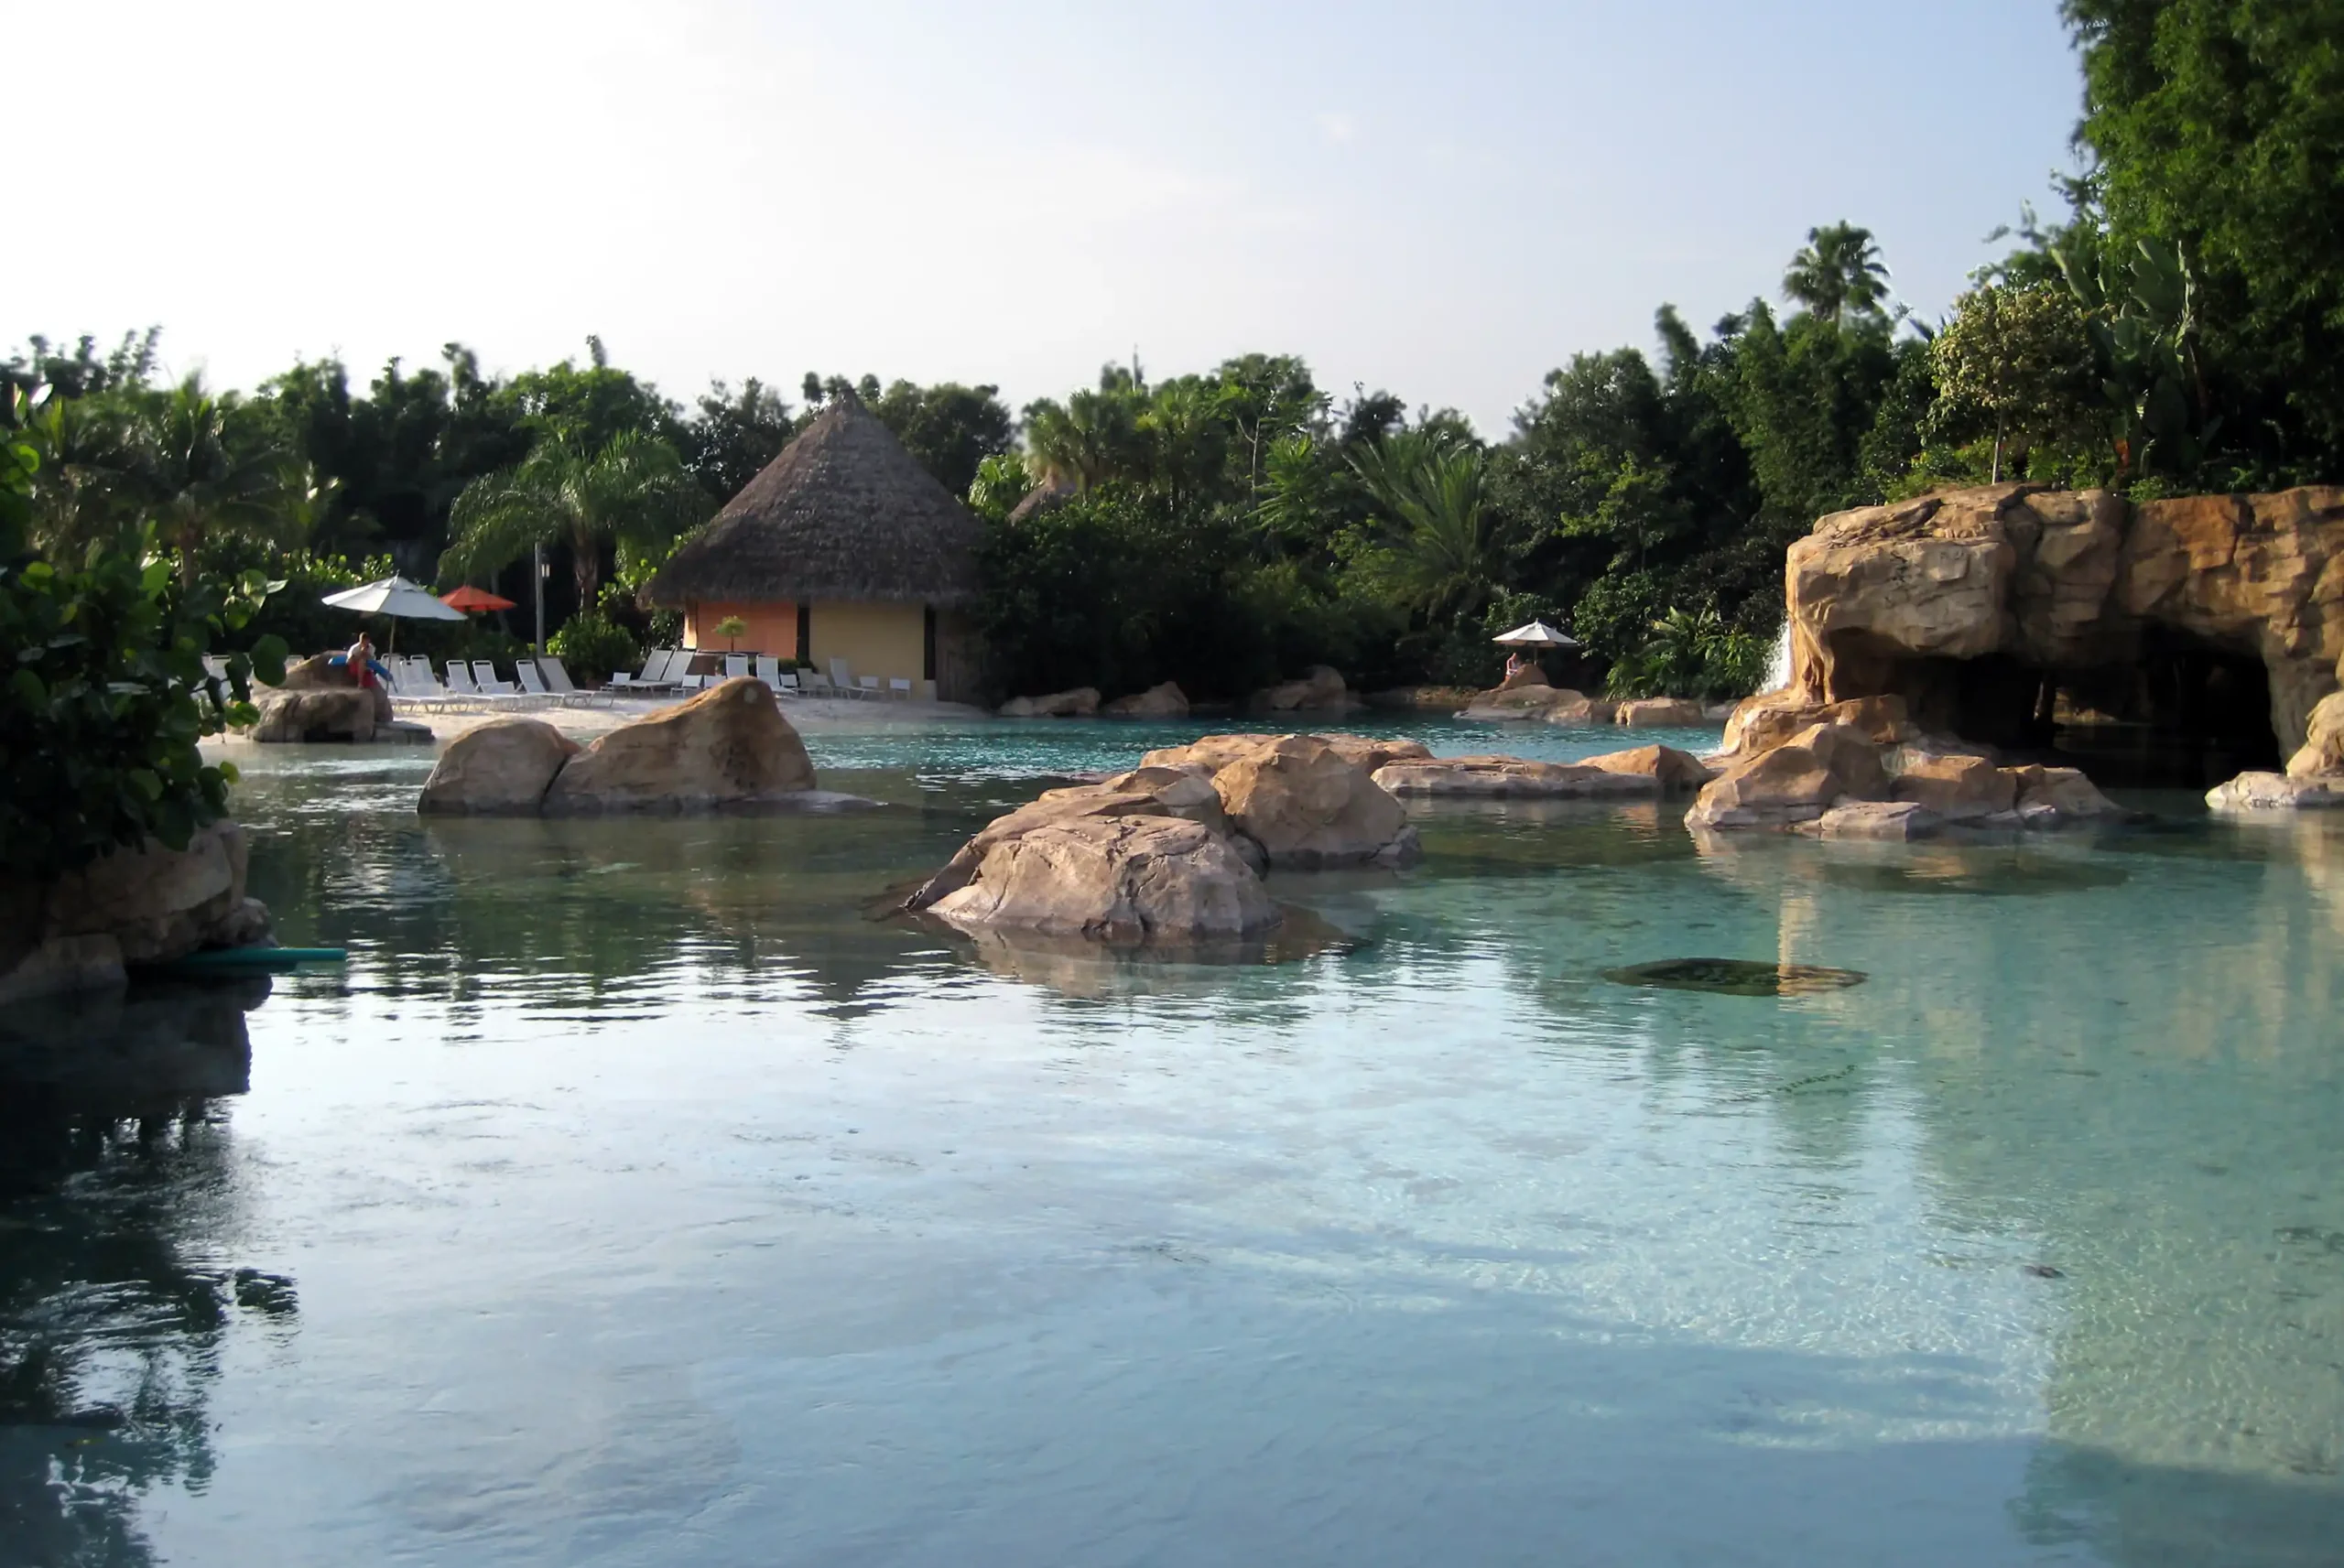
left=1605, top=606, right=1765, bottom=701
left=1930, top=282, right=2103, bottom=481
left=1782, top=222, right=1895, bottom=328
left=547, top=611, right=639, bottom=686
left=2066, top=0, right=2344, bottom=470
left=965, top=451, right=1032, bottom=524
left=442, top=430, right=708, bottom=604
left=1, top=395, right=288, bottom=882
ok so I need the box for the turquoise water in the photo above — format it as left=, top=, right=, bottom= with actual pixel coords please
left=4, top=717, right=2341, bottom=1566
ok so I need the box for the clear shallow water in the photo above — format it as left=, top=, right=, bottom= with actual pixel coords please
left=5, top=718, right=2342, bottom=1567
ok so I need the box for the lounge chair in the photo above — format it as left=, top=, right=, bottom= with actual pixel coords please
left=471, top=660, right=526, bottom=702
left=801, top=670, right=832, bottom=696
left=753, top=654, right=780, bottom=685
left=857, top=675, right=881, bottom=696
left=776, top=670, right=800, bottom=694
left=395, top=657, right=456, bottom=707
left=672, top=655, right=710, bottom=694
left=608, top=649, right=676, bottom=695
left=444, top=660, right=482, bottom=697
left=830, top=658, right=865, bottom=698
left=515, top=663, right=555, bottom=703
left=722, top=654, right=752, bottom=681
left=888, top=677, right=912, bottom=699
left=534, top=654, right=602, bottom=707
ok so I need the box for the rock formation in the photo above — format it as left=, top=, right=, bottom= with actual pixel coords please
left=1460, top=685, right=1612, bottom=723
left=0, top=820, right=274, bottom=1002
left=418, top=679, right=863, bottom=816
left=1612, top=697, right=1708, bottom=729
left=251, top=651, right=430, bottom=744
left=925, top=816, right=1276, bottom=942
left=999, top=687, right=1101, bottom=718
left=1687, top=701, right=2123, bottom=833
left=1775, top=483, right=2344, bottom=773
left=417, top=719, right=582, bottom=815
left=1371, top=745, right=1711, bottom=799
left=1248, top=665, right=1361, bottom=715
left=1102, top=681, right=1190, bottom=717
left=908, top=731, right=1421, bottom=942
left=2206, top=690, right=2344, bottom=811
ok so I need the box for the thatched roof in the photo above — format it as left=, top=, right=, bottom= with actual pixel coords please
left=646, top=398, right=982, bottom=608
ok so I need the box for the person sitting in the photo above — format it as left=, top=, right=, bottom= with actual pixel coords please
left=1501, top=650, right=1546, bottom=688
left=342, top=632, right=389, bottom=689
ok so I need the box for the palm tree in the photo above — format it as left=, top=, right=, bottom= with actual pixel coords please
left=440, top=431, right=707, bottom=604
left=1348, top=431, right=1496, bottom=622
left=125, top=375, right=302, bottom=589
left=1023, top=384, right=1146, bottom=492
left=1782, top=222, right=1893, bottom=328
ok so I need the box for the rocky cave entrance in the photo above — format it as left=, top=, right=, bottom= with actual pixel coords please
left=2053, top=627, right=2284, bottom=788
left=1843, top=630, right=2283, bottom=789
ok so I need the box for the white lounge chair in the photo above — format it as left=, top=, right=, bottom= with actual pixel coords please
left=515, top=663, right=554, bottom=703
left=444, top=660, right=481, bottom=697
left=394, top=657, right=455, bottom=707
left=776, top=671, right=800, bottom=694
left=801, top=669, right=832, bottom=696
left=534, top=654, right=602, bottom=707
left=830, top=657, right=867, bottom=698
left=608, top=648, right=676, bottom=695
left=888, top=677, right=912, bottom=699
left=722, top=654, right=752, bottom=681
left=672, top=655, right=710, bottom=694
left=857, top=675, right=880, bottom=696
left=469, top=655, right=520, bottom=693
left=753, top=654, right=780, bottom=685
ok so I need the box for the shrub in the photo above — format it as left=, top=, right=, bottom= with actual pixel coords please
left=1, top=406, right=287, bottom=882
left=547, top=611, right=639, bottom=685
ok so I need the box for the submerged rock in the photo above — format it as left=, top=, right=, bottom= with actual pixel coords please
left=2206, top=771, right=2344, bottom=813
left=418, top=719, right=581, bottom=816
left=927, top=816, right=1277, bottom=941
left=1803, top=799, right=1942, bottom=840
left=1371, top=756, right=1659, bottom=799
left=543, top=677, right=819, bottom=814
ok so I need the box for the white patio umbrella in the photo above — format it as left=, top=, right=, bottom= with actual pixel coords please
left=1492, top=618, right=1581, bottom=649
left=320, top=574, right=465, bottom=653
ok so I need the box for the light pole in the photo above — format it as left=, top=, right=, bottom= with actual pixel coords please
left=532, top=543, right=546, bottom=651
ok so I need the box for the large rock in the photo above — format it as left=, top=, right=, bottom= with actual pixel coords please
left=1140, top=732, right=1432, bottom=777
left=1613, top=697, right=1708, bottom=729
left=1581, top=744, right=1716, bottom=792
left=1102, top=681, right=1189, bottom=718
left=1721, top=691, right=1916, bottom=758
left=2002, top=765, right=2124, bottom=826
left=1210, top=735, right=1419, bottom=868
left=926, top=816, right=1278, bottom=941
left=1461, top=684, right=1599, bottom=722
left=543, top=677, right=818, bottom=814
left=1249, top=665, right=1359, bottom=715
left=1887, top=749, right=2015, bottom=820
left=1685, top=721, right=1891, bottom=830
left=418, top=719, right=581, bottom=816
left=905, top=767, right=1240, bottom=912
left=1371, top=756, right=1660, bottom=799
left=2207, top=771, right=2344, bottom=812
left=1783, top=482, right=2344, bottom=755
left=2286, top=689, right=2344, bottom=779
left=1, top=820, right=274, bottom=1001
left=1803, top=800, right=1942, bottom=840
left=999, top=687, right=1101, bottom=718
left=253, top=687, right=379, bottom=742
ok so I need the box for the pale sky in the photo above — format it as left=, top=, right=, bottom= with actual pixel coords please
left=15, top=0, right=2085, bottom=435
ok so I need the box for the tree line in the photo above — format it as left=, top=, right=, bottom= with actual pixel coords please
left=6, top=0, right=2338, bottom=706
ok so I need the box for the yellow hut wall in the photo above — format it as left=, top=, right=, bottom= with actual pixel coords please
left=681, top=600, right=800, bottom=657
left=806, top=600, right=925, bottom=687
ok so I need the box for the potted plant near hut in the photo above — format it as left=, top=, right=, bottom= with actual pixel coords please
left=713, top=615, right=748, bottom=654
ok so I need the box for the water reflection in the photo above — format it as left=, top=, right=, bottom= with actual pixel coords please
left=0, top=980, right=287, bottom=1568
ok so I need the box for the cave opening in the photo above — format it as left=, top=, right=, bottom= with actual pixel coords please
left=2052, top=628, right=2283, bottom=788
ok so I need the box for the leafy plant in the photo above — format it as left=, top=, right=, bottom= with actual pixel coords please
left=711, top=614, right=747, bottom=652
left=546, top=611, right=638, bottom=686
left=1604, top=606, right=1765, bottom=701
left=1, top=391, right=288, bottom=883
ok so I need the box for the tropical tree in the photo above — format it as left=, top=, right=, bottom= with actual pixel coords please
left=440, top=431, right=708, bottom=605
left=1782, top=222, right=1894, bottom=328
left=133, top=374, right=303, bottom=589
left=1931, top=282, right=2100, bottom=481
left=1347, top=431, right=1498, bottom=623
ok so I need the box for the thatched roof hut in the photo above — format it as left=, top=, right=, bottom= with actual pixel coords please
left=646, top=397, right=982, bottom=610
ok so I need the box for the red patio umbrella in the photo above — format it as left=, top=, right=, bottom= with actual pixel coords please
left=440, top=585, right=518, bottom=612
